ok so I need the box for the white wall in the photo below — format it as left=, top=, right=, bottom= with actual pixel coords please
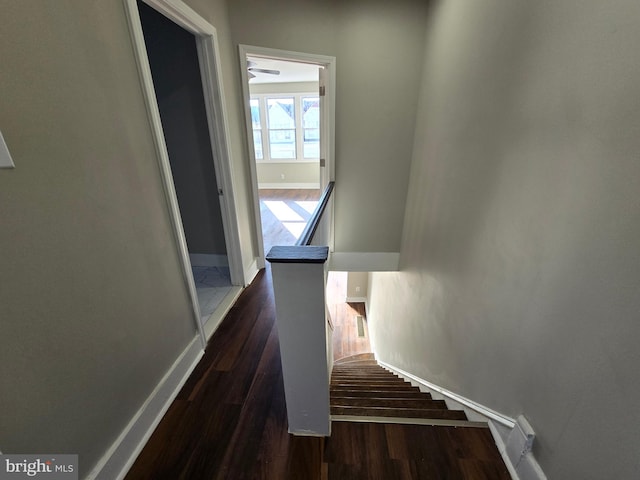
left=346, top=272, right=368, bottom=300
left=227, top=0, right=430, bottom=252
left=368, top=1, right=640, bottom=478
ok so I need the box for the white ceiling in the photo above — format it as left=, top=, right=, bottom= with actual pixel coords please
left=247, top=56, right=319, bottom=84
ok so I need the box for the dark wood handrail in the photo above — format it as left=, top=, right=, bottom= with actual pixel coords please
left=296, top=181, right=335, bottom=247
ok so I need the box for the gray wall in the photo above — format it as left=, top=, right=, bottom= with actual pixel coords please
left=227, top=0, right=430, bottom=252
left=0, top=0, right=254, bottom=476
left=140, top=2, right=227, bottom=255
left=368, top=1, right=640, bottom=478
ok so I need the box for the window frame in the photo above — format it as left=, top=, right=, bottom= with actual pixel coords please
left=250, top=92, right=320, bottom=163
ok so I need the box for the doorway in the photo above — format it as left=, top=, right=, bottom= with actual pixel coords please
left=239, top=46, right=336, bottom=265
left=138, top=1, right=232, bottom=328
left=125, top=0, right=245, bottom=343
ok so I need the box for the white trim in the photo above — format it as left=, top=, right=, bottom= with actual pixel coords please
left=250, top=91, right=320, bottom=163
left=258, top=182, right=320, bottom=190
left=0, top=130, right=15, bottom=169
left=377, top=360, right=516, bottom=429
left=189, top=253, right=229, bottom=267
left=88, top=336, right=204, bottom=480
left=194, top=32, right=245, bottom=287
left=328, top=252, right=400, bottom=272
left=244, top=258, right=260, bottom=287
left=203, top=286, right=243, bottom=339
left=256, top=159, right=320, bottom=164
left=239, top=45, right=336, bottom=266
left=513, top=452, right=547, bottom=480
left=490, top=421, right=547, bottom=480
left=490, top=422, right=520, bottom=480
left=345, top=296, right=367, bottom=303
left=331, top=415, right=489, bottom=429
left=138, top=0, right=245, bottom=287
left=123, top=0, right=207, bottom=347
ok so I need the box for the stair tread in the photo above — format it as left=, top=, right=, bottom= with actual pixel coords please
left=330, top=406, right=468, bottom=420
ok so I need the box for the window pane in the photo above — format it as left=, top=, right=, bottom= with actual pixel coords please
left=302, top=97, right=320, bottom=129
left=250, top=99, right=261, bottom=129
left=252, top=129, right=263, bottom=159
left=303, top=129, right=319, bottom=158
left=269, top=129, right=296, bottom=159
left=267, top=98, right=295, bottom=129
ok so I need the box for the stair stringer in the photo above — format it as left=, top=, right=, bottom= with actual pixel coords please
left=377, top=359, right=547, bottom=480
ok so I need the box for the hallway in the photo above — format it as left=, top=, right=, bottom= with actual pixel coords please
left=125, top=268, right=508, bottom=479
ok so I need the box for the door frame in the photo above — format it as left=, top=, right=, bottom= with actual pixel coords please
left=124, top=0, right=245, bottom=346
left=238, top=45, right=336, bottom=267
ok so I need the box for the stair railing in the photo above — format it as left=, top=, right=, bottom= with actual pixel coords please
left=266, top=181, right=335, bottom=437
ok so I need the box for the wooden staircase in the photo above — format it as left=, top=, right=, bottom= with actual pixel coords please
left=331, top=354, right=481, bottom=426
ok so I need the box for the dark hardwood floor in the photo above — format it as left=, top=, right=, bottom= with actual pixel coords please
left=126, top=268, right=323, bottom=480
left=125, top=268, right=509, bottom=479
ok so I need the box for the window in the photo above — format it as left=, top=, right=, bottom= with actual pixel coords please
left=250, top=93, right=320, bottom=162
left=267, top=98, right=296, bottom=159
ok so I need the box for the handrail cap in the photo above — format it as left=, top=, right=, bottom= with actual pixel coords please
left=266, top=245, right=329, bottom=264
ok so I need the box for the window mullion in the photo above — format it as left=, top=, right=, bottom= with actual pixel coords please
left=295, top=94, right=303, bottom=160
left=259, top=95, right=269, bottom=162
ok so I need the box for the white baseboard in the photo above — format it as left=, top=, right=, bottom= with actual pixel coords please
left=512, top=452, right=547, bottom=480
left=490, top=422, right=520, bottom=479
left=88, top=336, right=204, bottom=480
left=379, top=360, right=546, bottom=480
left=328, top=252, right=400, bottom=272
left=244, top=258, right=260, bottom=287
left=378, top=360, right=515, bottom=428
left=189, top=253, right=228, bottom=267
left=345, top=296, right=367, bottom=303
left=203, top=286, right=243, bottom=339
left=258, top=182, right=320, bottom=189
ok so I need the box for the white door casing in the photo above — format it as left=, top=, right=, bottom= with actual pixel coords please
left=124, top=0, right=246, bottom=346
left=238, top=45, right=336, bottom=264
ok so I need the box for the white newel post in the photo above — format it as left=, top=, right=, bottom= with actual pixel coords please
left=267, top=245, right=331, bottom=436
